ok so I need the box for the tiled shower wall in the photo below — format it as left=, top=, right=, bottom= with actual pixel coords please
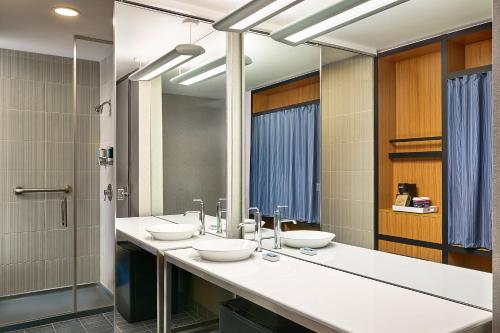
left=0, top=48, right=100, bottom=297
left=320, top=55, right=374, bottom=249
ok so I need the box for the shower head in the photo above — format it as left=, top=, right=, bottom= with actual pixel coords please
left=95, top=100, right=111, bottom=114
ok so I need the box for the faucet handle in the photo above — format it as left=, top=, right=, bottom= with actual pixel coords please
left=218, top=198, right=226, bottom=201
left=238, top=220, right=256, bottom=229
left=276, top=205, right=288, bottom=215
left=249, top=207, right=260, bottom=214
left=193, top=199, right=204, bottom=206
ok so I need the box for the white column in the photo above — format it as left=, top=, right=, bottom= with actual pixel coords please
left=226, top=32, right=245, bottom=239
left=137, top=76, right=163, bottom=216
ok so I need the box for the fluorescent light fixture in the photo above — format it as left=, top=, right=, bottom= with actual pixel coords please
left=129, top=44, right=205, bottom=81
left=53, top=7, right=80, bottom=17
left=170, top=56, right=253, bottom=86
left=271, top=0, right=408, bottom=46
left=213, top=0, right=304, bottom=32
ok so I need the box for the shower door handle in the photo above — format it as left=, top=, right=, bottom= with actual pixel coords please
left=61, top=197, right=68, bottom=228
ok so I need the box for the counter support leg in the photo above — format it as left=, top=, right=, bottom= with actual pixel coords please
left=156, top=251, right=164, bottom=333
left=164, top=258, right=172, bottom=333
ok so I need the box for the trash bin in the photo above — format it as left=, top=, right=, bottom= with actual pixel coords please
left=116, top=242, right=156, bottom=322
left=219, top=298, right=314, bottom=333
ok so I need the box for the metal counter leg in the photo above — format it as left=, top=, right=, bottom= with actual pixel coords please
left=157, top=251, right=164, bottom=333
left=164, top=257, right=172, bottom=333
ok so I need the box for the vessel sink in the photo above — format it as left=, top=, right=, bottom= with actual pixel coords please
left=193, top=239, right=257, bottom=262
left=282, top=231, right=335, bottom=248
left=146, top=224, right=196, bottom=241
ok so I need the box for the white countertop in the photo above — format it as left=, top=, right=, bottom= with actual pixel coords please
left=165, top=248, right=492, bottom=333
left=262, top=239, right=492, bottom=311
left=116, top=216, right=217, bottom=254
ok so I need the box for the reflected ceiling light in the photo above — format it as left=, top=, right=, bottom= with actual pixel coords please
left=53, top=7, right=80, bottom=17
left=214, top=0, right=304, bottom=32
left=170, top=56, right=253, bottom=86
left=271, top=0, right=409, bottom=46
left=129, top=44, right=205, bottom=81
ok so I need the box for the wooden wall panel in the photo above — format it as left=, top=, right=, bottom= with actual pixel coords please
left=378, top=240, right=442, bottom=263
left=465, top=39, right=493, bottom=68
left=391, top=159, right=442, bottom=211
left=447, top=41, right=465, bottom=73
left=252, top=75, right=320, bottom=113
left=448, top=252, right=492, bottom=273
left=379, top=209, right=442, bottom=243
left=394, top=51, right=442, bottom=142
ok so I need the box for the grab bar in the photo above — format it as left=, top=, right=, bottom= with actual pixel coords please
left=14, top=185, right=72, bottom=195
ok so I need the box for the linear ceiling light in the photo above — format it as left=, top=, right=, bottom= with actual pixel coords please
left=129, top=44, right=205, bottom=81
left=170, top=56, right=253, bottom=86
left=271, top=0, right=409, bottom=46
left=214, top=0, right=304, bottom=32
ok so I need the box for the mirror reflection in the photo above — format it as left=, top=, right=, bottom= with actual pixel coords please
left=247, top=28, right=492, bottom=310
left=154, top=29, right=228, bottom=237
left=243, top=32, right=321, bottom=243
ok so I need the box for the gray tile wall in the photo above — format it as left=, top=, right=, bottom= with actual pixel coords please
left=320, top=55, right=375, bottom=249
left=0, top=48, right=100, bottom=297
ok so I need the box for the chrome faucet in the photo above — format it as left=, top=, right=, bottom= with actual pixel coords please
left=216, top=198, right=227, bottom=234
left=184, top=199, right=205, bottom=235
left=273, top=205, right=297, bottom=249
left=238, top=207, right=263, bottom=252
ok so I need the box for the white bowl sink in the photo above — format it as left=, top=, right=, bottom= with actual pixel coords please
left=146, top=224, right=196, bottom=241
left=193, top=239, right=257, bottom=262
left=282, top=231, right=335, bottom=248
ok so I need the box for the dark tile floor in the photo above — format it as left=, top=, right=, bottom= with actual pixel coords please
left=6, top=309, right=218, bottom=333
left=0, top=285, right=113, bottom=328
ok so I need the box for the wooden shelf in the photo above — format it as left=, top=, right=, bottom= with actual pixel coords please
left=448, top=244, right=492, bottom=257
left=388, top=151, right=442, bottom=159
left=389, top=136, right=442, bottom=144
left=379, top=208, right=441, bottom=218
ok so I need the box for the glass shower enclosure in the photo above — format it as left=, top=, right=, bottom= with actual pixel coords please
left=0, top=36, right=114, bottom=330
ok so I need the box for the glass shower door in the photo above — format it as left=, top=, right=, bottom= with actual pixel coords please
left=0, top=46, right=76, bottom=329
left=73, top=37, right=114, bottom=317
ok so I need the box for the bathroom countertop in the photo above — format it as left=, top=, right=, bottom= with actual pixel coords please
left=164, top=247, right=492, bottom=333
left=116, top=216, right=217, bottom=255
left=262, top=239, right=492, bottom=311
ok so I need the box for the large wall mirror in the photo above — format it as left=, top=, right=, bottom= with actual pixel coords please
left=243, top=29, right=492, bottom=311
left=114, top=2, right=492, bottom=325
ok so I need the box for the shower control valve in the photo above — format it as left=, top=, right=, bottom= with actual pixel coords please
left=104, top=184, right=113, bottom=202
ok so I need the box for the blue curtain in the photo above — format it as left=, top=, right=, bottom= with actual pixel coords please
left=448, top=72, right=492, bottom=249
left=250, top=103, right=320, bottom=223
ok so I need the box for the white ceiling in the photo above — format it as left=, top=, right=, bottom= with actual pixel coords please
left=133, top=0, right=492, bottom=53
left=0, top=0, right=113, bottom=60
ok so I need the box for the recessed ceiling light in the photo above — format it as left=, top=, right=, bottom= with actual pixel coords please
left=53, top=7, right=80, bottom=17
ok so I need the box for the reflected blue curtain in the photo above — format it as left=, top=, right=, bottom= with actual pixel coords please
left=250, top=103, right=320, bottom=223
left=448, top=72, right=492, bottom=249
